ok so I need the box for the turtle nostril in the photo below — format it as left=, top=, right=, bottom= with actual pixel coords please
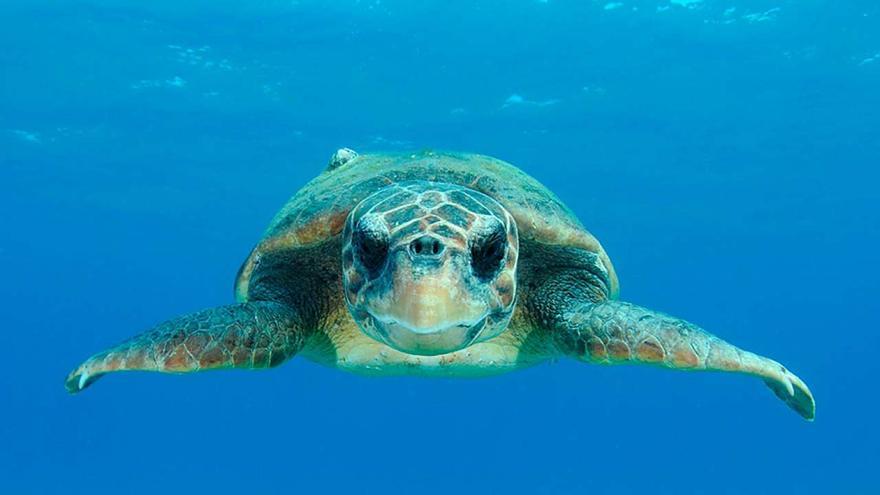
left=409, top=236, right=444, bottom=258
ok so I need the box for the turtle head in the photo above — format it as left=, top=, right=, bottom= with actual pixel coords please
left=342, top=181, right=518, bottom=356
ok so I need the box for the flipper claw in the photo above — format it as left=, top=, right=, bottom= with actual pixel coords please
left=763, top=367, right=815, bottom=421
left=779, top=368, right=795, bottom=397
left=64, top=364, right=97, bottom=394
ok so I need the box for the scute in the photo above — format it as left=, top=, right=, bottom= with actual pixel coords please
left=235, top=150, right=618, bottom=301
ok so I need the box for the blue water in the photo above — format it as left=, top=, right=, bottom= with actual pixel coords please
left=2, top=1, right=878, bottom=493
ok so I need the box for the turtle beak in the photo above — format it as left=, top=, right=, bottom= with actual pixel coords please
left=364, top=247, right=488, bottom=355
left=376, top=315, right=488, bottom=356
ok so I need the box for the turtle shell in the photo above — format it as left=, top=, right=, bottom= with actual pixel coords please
left=234, top=150, right=618, bottom=301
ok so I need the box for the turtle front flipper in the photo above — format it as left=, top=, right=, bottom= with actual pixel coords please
left=65, top=302, right=308, bottom=393
left=554, top=301, right=815, bottom=420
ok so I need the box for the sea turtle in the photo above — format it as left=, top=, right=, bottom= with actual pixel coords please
left=65, top=149, right=815, bottom=420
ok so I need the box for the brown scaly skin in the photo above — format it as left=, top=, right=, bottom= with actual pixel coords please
left=555, top=301, right=814, bottom=419
left=65, top=302, right=306, bottom=392
left=65, top=149, right=815, bottom=421
left=519, top=240, right=815, bottom=420
left=65, top=238, right=339, bottom=393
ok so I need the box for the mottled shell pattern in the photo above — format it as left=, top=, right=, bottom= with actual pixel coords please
left=234, top=150, right=618, bottom=301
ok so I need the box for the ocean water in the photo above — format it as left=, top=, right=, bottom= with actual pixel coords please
left=2, top=0, right=878, bottom=493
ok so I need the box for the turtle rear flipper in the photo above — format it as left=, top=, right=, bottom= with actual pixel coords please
left=65, top=302, right=307, bottom=393
left=555, top=300, right=816, bottom=420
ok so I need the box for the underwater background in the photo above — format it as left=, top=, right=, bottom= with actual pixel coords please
left=2, top=0, right=878, bottom=493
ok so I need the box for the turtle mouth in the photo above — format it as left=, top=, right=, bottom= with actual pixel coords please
left=367, top=313, right=488, bottom=356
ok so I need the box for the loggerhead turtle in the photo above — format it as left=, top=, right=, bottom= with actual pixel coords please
left=65, top=149, right=815, bottom=420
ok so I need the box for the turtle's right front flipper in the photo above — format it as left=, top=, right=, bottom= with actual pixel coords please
left=65, top=301, right=308, bottom=393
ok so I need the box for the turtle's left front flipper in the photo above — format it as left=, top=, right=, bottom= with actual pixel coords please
left=65, top=301, right=307, bottom=393
left=554, top=301, right=815, bottom=420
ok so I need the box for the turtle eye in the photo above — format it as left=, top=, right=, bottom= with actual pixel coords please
left=471, top=224, right=506, bottom=280
left=353, top=221, right=390, bottom=277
